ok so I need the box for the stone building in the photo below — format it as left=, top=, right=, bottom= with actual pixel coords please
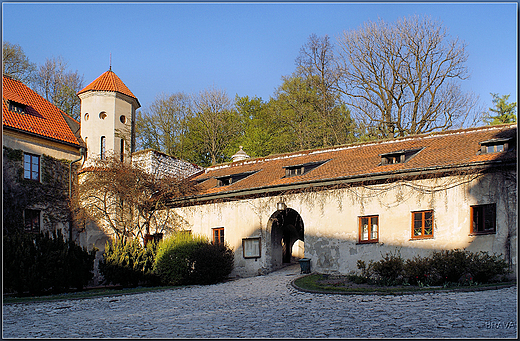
left=2, top=74, right=84, bottom=238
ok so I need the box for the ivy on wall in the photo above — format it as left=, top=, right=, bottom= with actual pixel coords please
left=2, top=146, right=78, bottom=235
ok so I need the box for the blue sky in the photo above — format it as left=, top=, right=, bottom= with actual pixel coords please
left=2, top=1, right=518, bottom=115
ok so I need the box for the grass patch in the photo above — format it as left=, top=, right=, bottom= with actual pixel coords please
left=293, top=273, right=516, bottom=295
left=3, top=285, right=182, bottom=304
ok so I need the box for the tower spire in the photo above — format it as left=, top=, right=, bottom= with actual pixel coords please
left=109, top=53, right=112, bottom=71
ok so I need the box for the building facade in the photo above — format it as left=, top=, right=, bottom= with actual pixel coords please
left=164, top=124, right=517, bottom=278
left=3, top=75, right=84, bottom=237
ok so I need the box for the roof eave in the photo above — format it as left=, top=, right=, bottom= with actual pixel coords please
left=167, top=159, right=516, bottom=207
left=3, top=125, right=82, bottom=148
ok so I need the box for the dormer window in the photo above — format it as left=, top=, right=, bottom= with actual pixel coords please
left=380, top=148, right=423, bottom=165
left=479, top=138, right=513, bottom=154
left=8, top=100, right=26, bottom=115
left=216, top=171, right=258, bottom=187
left=283, top=160, right=329, bottom=177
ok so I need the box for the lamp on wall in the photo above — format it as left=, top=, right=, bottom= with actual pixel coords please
left=277, top=200, right=287, bottom=211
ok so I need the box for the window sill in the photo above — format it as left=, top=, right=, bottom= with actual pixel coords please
left=356, top=241, right=379, bottom=245
left=469, top=231, right=496, bottom=236
left=409, top=236, right=434, bottom=241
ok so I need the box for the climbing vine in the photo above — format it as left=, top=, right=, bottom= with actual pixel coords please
left=2, top=147, right=75, bottom=235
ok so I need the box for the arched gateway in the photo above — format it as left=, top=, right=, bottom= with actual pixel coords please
left=268, top=207, right=304, bottom=270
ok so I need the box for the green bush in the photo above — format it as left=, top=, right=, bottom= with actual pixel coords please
left=370, top=251, right=404, bottom=285
left=153, top=233, right=234, bottom=286
left=190, top=242, right=235, bottom=285
left=359, top=249, right=511, bottom=287
left=3, top=230, right=96, bottom=295
left=468, top=251, right=510, bottom=283
left=430, top=250, right=470, bottom=284
left=99, top=238, right=159, bottom=288
left=403, top=255, right=438, bottom=286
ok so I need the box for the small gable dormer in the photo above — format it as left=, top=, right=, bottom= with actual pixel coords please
left=479, top=137, right=514, bottom=154
left=380, top=148, right=423, bottom=165
left=8, top=100, right=26, bottom=115
left=216, top=170, right=258, bottom=187
left=283, top=160, right=329, bottom=177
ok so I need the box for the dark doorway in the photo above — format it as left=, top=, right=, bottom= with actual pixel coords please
left=270, top=208, right=304, bottom=269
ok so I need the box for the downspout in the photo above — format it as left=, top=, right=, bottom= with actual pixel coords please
left=69, top=147, right=86, bottom=242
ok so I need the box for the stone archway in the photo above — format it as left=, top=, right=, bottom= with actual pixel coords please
left=269, top=208, right=304, bottom=270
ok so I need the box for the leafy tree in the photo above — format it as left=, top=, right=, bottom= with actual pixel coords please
left=296, top=34, right=357, bottom=145
left=334, top=15, right=479, bottom=138
left=184, top=87, right=241, bottom=166
left=2, top=41, right=37, bottom=84
left=484, top=93, right=517, bottom=125
left=233, top=95, right=281, bottom=158
left=34, top=56, right=84, bottom=120
left=77, top=155, right=198, bottom=242
left=136, top=92, right=192, bottom=158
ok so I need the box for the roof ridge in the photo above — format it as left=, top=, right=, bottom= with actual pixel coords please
left=206, top=124, right=517, bottom=172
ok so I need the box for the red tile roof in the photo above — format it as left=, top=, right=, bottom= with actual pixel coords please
left=188, top=124, right=517, bottom=200
left=77, top=70, right=139, bottom=105
left=3, top=75, right=82, bottom=146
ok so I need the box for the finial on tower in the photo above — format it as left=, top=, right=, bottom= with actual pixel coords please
left=109, top=53, right=112, bottom=71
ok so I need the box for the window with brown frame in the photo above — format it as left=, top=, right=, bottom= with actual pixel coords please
left=23, top=153, right=40, bottom=181
left=471, top=204, right=496, bottom=234
left=213, top=227, right=224, bottom=245
left=359, top=216, right=378, bottom=243
left=412, top=210, right=434, bottom=239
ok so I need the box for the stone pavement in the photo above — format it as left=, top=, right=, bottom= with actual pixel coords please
left=2, top=264, right=517, bottom=338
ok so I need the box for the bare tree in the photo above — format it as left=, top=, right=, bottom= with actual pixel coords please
left=335, top=15, right=479, bottom=138
left=2, top=41, right=37, bottom=84
left=34, top=56, right=84, bottom=120
left=188, top=87, right=241, bottom=166
left=77, top=155, right=198, bottom=242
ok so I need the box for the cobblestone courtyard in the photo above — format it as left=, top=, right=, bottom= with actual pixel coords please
left=2, top=265, right=517, bottom=338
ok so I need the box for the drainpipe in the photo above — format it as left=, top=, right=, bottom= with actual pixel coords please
left=69, top=147, right=86, bottom=242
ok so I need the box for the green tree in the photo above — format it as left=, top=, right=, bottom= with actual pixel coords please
left=2, top=41, right=36, bottom=84
left=184, top=87, right=241, bottom=166
left=234, top=95, right=284, bottom=158
left=296, top=34, right=357, bottom=146
left=484, top=93, right=517, bottom=125
left=136, top=92, right=192, bottom=159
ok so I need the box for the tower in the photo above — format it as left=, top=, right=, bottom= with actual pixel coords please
left=77, top=69, right=140, bottom=164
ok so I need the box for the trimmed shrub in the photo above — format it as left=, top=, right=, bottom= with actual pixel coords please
left=190, top=242, right=235, bottom=285
left=3, top=229, right=96, bottom=295
left=99, top=238, right=159, bottom=288
left=153, top=233, right=234, bottom=286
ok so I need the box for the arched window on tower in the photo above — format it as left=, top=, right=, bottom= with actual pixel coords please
left=100, top=136, right=106, bottom=160
left=120, top=138, right=125, bottom=162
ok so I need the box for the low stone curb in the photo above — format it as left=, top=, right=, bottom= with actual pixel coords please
left=290, top=273, right=517, bottom=296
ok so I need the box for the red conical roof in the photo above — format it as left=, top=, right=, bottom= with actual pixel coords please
left=77, top=70, right=138, bottom=104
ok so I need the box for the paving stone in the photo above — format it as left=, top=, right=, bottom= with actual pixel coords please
left=2, top=264, right=517, bottom=338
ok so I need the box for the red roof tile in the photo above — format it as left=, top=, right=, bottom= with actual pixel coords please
left=189, top=125, right=517, bottom=199
left=3, top=75, right=81, bottom=146
left=77, top=70, right=138, bottom=103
